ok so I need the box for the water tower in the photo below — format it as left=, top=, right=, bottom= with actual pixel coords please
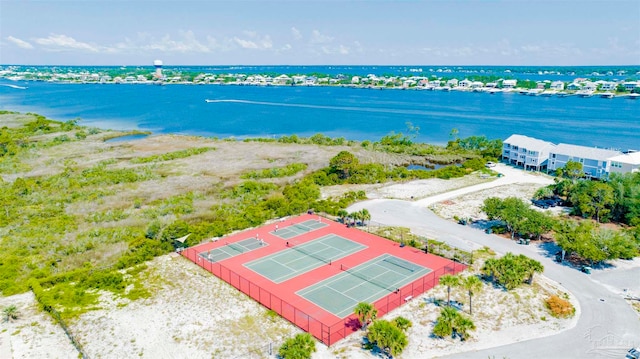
left=153, top=60, right=163, bottom=79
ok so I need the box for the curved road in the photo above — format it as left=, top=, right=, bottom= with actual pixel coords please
left=348, top=167, right=640, bottom=358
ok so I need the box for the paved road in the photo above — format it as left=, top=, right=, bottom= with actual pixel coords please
left=348, top=169, right=640, bottom=358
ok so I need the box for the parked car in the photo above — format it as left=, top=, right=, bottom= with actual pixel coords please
left=485, top=161, right=496, bottom=168
left=531, top=199, right=550, bottom=209
left=626, top=347, right=640, bottom=359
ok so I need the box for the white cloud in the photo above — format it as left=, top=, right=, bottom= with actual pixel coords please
left=232, top=31, right=273, bottom=50
left=291, top=27, right=302, bottom=40
left=234, top=37, right=259, bottom=49
left=6, top=36, right=33, bottom=49
left=320, top=44, right=350, bottom=55
left=310, top=30, right=333, bottom=44
left=34, top=34, right=100, bottom=52
left=140, top=31, right=211, bottom=53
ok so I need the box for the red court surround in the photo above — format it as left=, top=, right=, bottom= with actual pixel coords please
left=182, top=213, right=466, bottom=346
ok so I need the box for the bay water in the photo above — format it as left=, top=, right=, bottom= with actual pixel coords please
left=1, top=79, right=638, bottom=151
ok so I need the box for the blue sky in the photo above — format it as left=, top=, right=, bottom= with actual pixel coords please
left=1, top=0, right=639, bottom=66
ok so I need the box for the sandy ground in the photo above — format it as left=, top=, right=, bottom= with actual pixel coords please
left=0, top=293, right=77, bottom=359
left=0, top=163, right=612, bottom=359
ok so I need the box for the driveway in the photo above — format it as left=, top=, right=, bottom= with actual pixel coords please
left=348, top=165, right=640, bottom=358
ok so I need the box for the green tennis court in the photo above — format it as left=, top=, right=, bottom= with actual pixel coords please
left=271, top=219, right=329, bottom=240
left=201, top=237, right=267, bottom=262
left=297, top=254, right=432, bottom=318
left=245, top=235, right=366, bottom=283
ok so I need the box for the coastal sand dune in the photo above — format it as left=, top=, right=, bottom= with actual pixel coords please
left=0, top=162, right=583, bottom=359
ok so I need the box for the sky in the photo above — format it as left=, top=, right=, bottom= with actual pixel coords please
left=1, top=0, right=639, bottom=66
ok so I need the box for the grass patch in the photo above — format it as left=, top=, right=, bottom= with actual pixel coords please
left=545, top=295, right=575, bottom=318
left=130, top=147, right=214, bottom=163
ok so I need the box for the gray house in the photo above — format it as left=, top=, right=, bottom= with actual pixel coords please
left=608, top=152, right=640, bottom=175
left=548, top=144, right=622, bottom=179
left=502, top=134, right=555, bottom=171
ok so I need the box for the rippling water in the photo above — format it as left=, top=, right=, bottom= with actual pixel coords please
left=1, top=80, right=638, bottom=151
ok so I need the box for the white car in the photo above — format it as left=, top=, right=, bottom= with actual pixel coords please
left=485, top=162, right=496, bottom=168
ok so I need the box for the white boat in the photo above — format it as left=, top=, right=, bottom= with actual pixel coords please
left=539, top=90, right=557, bottom=97
left=599, top=92, right=615, bottom=99
left=576, top=90, right=595, bottom=98
left=626, top=93, right=640, bottom=100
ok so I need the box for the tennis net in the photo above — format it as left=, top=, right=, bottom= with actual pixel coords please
left=292, top=223, right=311, bottom=232
left=226, top=242, right=245, bottom=253
left=291, top=243, right=331, bottom=265
left=340, top=264, right=396, bottom=293
left=382, top=256, right=417, bottom=272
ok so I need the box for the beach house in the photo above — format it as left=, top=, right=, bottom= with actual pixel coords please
left=502, top=134, right=555, bottom=171
left=550, top=81, right=565, bottom=90
left=607, top=152, right=640, bottom=174
left=547, top=144, right=622, bottom=179
left=502, top=79, right=517, bottom=89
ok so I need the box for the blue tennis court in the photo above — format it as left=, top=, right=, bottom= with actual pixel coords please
left=270, top=219, right=329, bottom=239
left=200, top=237, right=266, bottom=262
left=244, top=234, right=366, bottom=283
left=297, top=254, right=432, bottom=318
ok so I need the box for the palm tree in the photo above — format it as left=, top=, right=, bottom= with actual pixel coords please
left=439, top=274, right=460, bottom=307
left=354, top=302, right=377, bottom=330
left=337, top=209, right=349, bottom=224
left=481, top=258, right=499, bottom=283
left=392, top=316, right=412, bottom=331
left=360, top=208, right=371, bottom=226
left=453, top=314, right=476, bottom=341
left=524, top=257, right=544, bottom=284
left=3, top=305, right=19, bottom=323
left=433, top=306, right=458, bottom=338
left=461, top=276, right=483, bottom=315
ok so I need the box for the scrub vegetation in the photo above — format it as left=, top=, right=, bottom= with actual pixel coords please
left=0, top=111, right=499, bottom=319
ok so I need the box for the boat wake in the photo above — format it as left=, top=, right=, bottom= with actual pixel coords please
left=203, top=98, right=580, bottom=123
left=0, top=84, right=28, bottom=90
left=204, top=98, right=419, bottom=115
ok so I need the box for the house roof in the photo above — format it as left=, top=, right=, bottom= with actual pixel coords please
left=504, top=134, right=555, bottom=152
left=551, top=143, right=622, bottom=161
left=608, top=151, right=640, bottom=165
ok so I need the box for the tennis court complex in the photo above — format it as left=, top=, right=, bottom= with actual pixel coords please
left=183, top=213, right=467, bottom=346
left=200, top=237, right=266, bottom=262
left=245, top=234, right=366, bottom=283
left=270, top=219, right=328, bottom=239
left=297, top=254, right=431, bottom=318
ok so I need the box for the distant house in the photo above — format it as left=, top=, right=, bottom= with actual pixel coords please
left=351, top=76, right=360, bottom=84
left=623, top=81, right=639, bottom=91
left=608, top=152, right=640, bottom=174
left=446, top=79, right=458, bottom=87
left=273, top=74, right=291, bottom=85
left=292, top=75, right=306, bottom=84
left=550, top=81, right=565, bottom=90
left=458, top=79, right=472, bottom=88
left=502, top=79, right=517, bottom=88
left=548, top=144, right=622, bottom=179
left=502, top=134, right=555, bottom=171
left=582, top=82, right=597, bottom=91
left=567, top=83, right=582, bottom=91
left=599, top=82, right=617, bottom=91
